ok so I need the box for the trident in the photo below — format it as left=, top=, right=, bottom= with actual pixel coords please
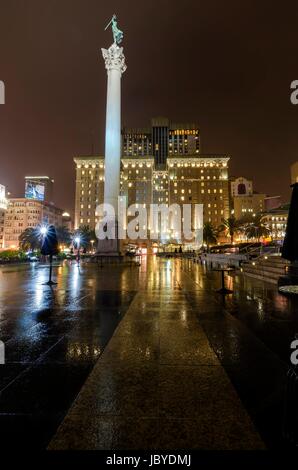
left=104, top=14, right=116, bottom=31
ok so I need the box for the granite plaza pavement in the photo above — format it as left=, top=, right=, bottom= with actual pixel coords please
left=0, top=256, right=296, bottom=449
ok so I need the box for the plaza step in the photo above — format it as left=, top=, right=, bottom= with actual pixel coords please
left=241, top=255, right=289, bottom=285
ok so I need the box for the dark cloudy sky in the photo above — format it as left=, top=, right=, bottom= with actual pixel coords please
left=0, top=0, right=298, bottom=214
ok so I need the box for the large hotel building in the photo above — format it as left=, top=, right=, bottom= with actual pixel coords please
left=74, top=117, right=230, bottom=247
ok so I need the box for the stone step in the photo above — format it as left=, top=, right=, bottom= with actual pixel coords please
left=243, top=272, right=280, bottom=283
left=243, top=262, right=285, bottom=273
left=261, top=260, right=288, bottom=268
left=242, top=271, right=277, bottom=284
left=241, top=256, right=288, bottom=284
left=248, top=265, right=285, bottom=275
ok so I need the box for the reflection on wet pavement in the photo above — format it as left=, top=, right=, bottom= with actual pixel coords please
left=0, top=257, right=295, bottom=449
left=0, top=261, right=136, bottom=448
left=49, top=257, right=263, bottom=450
left=180, top=259, right=294, bottom=448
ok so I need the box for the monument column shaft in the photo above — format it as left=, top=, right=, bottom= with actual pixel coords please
left=104, top=67, right=121, bottom=217
left=101, top=43, right=126, bottom=220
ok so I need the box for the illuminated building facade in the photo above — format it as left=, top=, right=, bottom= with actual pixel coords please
left=74, top=118, right=230, bottom=246
left=230, top=177, right=265, bottom=219
left=232, top=193, right=266, bottom=219
left=0, top=184, right=8, bottom=249
left=261, top=205, right=289, bottom=241
left=122, top=117, right=200, bottom=168
left=3, top=199, right=63, bottom=249
left=74, top=156, right=105, bottom=230
left=74, top=155, right=231, bottom=246
left=231, top=176, right=253, bottom=197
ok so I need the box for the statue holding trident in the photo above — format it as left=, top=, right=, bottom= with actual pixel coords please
left=104, top=14, right=124, bottom=45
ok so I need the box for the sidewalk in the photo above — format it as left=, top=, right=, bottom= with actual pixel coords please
left=49, top=260, right=264, bottom=450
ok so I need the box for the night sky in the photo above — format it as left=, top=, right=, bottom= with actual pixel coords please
left=0, top=0, right=298, bottom=214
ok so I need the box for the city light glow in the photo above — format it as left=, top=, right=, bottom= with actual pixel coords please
left=40, top=226, right=48, bottom=236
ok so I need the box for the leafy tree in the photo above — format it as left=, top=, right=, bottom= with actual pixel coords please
left=243, top=215, right=269, bottom=241
left=0, top=250, right=26, bottom=260
left=19, top=227, right=41, bottom=251
left=19, top=225, right=73, bottom=252
left=221, top=216, right=239, bottom=244
left=203, top=222, right=217, bottom=252
left=74, top=225, right=97, bottom=250
left=55, top=226, right=72, bottom=246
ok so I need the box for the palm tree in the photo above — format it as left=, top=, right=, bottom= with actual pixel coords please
left=74, top=225, right=96, bottom=250
left=20, top=225, right=72, bottom=252
left=203, top=222, right=217, bottom=252
left=244, top=215, right=269, bottom=241
left=221, top=216, right=239, bottom=244
left=19, top=227, right=41, bottom=251
left=55, top=226, right=72, bottom=246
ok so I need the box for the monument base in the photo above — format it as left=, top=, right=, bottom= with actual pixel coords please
left=94, top=238, right=140, bottom=266
left=96, top=237, right=122, bottom=257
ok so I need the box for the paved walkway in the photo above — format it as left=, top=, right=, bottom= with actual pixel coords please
left=49, top=258, right=264, bottom=450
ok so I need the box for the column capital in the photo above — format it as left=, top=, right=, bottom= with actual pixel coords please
left=101, top=43, right=127, bottom=74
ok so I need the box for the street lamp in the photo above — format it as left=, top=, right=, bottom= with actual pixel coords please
left=40, top=225, right=58, bottom=286
left=40, top=226, right=48, bottom=236
left=90, top=239, right=95, bottom=254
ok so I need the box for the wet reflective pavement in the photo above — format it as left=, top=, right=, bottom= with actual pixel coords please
left=49, top=257, right=263, bottom=450
left=1, top=257, right=296, bottom=449
left=0, top=261, right=136, bottom=448
left=175, top=259, right=297, bottom=449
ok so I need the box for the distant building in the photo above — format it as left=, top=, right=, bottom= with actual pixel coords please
left=261, top=204, right=289, bottom=241
left=232, top=193, right=266, bottom=219
left=122, top=117, right=200, bottom=168
left=3, top=198, right=63, bottom=249
left=74, top=117, right=231, bottom=248
left=230, top=177, right=265, bottom=219
left=290, top=161, right=298, bottom=185
left=74, top=156, right=105, bottom=230
left=231, top=176, right=253, bottom=197
left=0, top=184, right=8, bottom=249
left=24, top=176, right=54, bottom=204
left=62, top=212, right=73, bottom=232
left=264, top=195, right=281, bottom=212
left=74, top=154, right=230, bottom=246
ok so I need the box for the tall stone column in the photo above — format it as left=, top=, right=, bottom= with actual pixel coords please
left=97, top=43, right=126, bottom=256
left=102, top=43, right=127, bottom=217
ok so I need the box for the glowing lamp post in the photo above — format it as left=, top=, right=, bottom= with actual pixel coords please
left=40, top=225, right=59, bottom=285
left=40, top=226, right=48, bottom=236
left=75, top=237, right=81, bottom=265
